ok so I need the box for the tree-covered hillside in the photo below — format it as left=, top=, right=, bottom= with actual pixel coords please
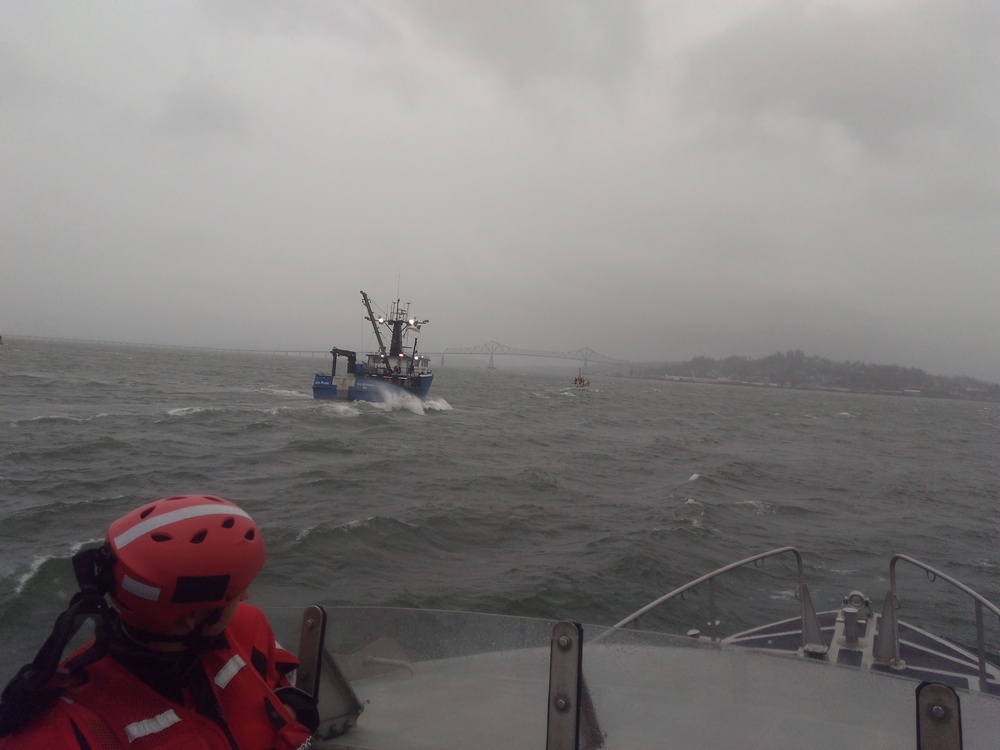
left=646, top=350, right=1000, bottom=401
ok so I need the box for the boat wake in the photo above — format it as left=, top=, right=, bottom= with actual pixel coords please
left=368, top=389, right=451, bottom=415
left=317, top=401, right=363, bottom=418
left=421, top=397, right=452, bottom=412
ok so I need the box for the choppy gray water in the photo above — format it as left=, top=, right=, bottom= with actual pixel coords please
left=2, top=337, right=1000, bottom=678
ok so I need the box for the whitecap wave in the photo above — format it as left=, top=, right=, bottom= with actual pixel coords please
left=319, top=402, right=362, bottom=417
left=70, top=537, right=104, bottom=553
left=15, top=536, right=105, bottom=594
left=339, top=517, right=376, bottom=530
left=15, top=413, right=112, bottom=425
left=166, top=406, right=211, bottom=417
left=261, top=387, right=308, bottom=399
left=15, top=555, right=50, bottom=595
left=370, top=390, right=428, bottom=414
left=769, top=589, right=798, bottom=600
left=737, top=499, right=774, bottom=514
left=422, top=397, right=452, bottom=411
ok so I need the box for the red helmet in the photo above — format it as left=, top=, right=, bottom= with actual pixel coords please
left=106, top=495, right=266, bottom=632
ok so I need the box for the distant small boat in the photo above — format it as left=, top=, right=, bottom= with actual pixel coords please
left=573, top=369, right=590, bottom=388
left=312, top=291, right=434, bottom=402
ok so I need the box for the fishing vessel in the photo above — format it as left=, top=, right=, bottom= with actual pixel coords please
left=312, top=291, right=433, bottom=402
left=270, top=547, right=1000, bottom=749
left=573, top=369, right=590, bottom=387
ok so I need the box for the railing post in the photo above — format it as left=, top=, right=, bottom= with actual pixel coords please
left=975, top=599, right=987, bottom=693
left=799, top=584, right=828, bottom=657
left=547, top=622, right=583, bottom=750
left=915, top=682, right=962, bottom=750
left=295, top=605, right=326, bottom=698
left=708, top=578, right=718, bottom=641
left=874, top=590, right=901, bottom=665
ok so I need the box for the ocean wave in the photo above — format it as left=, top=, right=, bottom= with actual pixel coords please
left=10, top=413, right=115, bottom=426
left=768, top=589, right=799, bottom=601
left=318, top=402, right=362, bottom=417
left=260, top=387, right=310, bottom=399
left=10, top=540, right=98, bottom=595
left=14, top=555, right=51, bottom=595
left=422, top=397, right=453, bottom=411
left=736, top=499, right=775, bottom=514
left=165, top=406, right=214, bottom=417
left=286, top=516, right=418, bottom=544
left=368, top=391, right=434, bottom=415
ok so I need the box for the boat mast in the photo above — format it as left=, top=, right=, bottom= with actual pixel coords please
left=386, top=301, right=410, bottom=358
left=360, top=291, right=393, bottom=374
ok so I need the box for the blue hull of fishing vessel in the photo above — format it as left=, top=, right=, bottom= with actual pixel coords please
left=312, top=371, right=434, bottom=401
left=313, top=291, right=434, bottom=403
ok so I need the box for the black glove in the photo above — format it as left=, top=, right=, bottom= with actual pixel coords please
left=272, top=686, right=320, bottom=733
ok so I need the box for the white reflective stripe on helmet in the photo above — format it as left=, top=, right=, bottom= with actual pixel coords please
left=121, top=574, right=161, bottom=601
left=113, top=505, right=253, bottom=549
left=124, top=709, right=181, bottom=742
left=214, top=654, right=246, bottom=689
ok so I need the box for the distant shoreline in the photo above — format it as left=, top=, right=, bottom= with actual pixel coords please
left=625, top=373, right=999, bottom=404
left=6, top=335, right=998, bottom=404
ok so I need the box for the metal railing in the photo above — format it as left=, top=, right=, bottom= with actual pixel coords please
left=876, top=554, right=1000, bottom=692
left=608, top=546, right=826, bottom=652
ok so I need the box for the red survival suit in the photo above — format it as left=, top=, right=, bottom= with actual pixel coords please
left=0, top=604, right=313, bottom=750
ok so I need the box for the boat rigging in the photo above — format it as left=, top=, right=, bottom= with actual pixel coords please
left=312, top=291, right=434, bottom=402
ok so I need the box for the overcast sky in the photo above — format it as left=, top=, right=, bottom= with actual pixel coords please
left=2, top=1, right=998, bottom=380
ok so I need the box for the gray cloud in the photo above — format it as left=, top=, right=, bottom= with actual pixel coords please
left=678, top=3, right=999, bottom=148
left=158, top=77, right=248, bottom=139
left=393, top=0, right=648, bottom=90
left=1, top=1, right=998, bottom=380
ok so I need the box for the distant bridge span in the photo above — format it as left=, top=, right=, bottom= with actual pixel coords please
left=442, top=341, right=631, bottom=370
left=6, top=335, right=637, bottom=371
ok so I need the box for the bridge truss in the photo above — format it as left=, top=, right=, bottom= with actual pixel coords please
left=442, top=341, right=631, bottom=371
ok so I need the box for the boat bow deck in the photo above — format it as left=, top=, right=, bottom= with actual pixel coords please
left=263, top=549, right=1000, bottom=749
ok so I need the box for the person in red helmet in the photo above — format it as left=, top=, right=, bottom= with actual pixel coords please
left=0, top=495, right=317, bottom=749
